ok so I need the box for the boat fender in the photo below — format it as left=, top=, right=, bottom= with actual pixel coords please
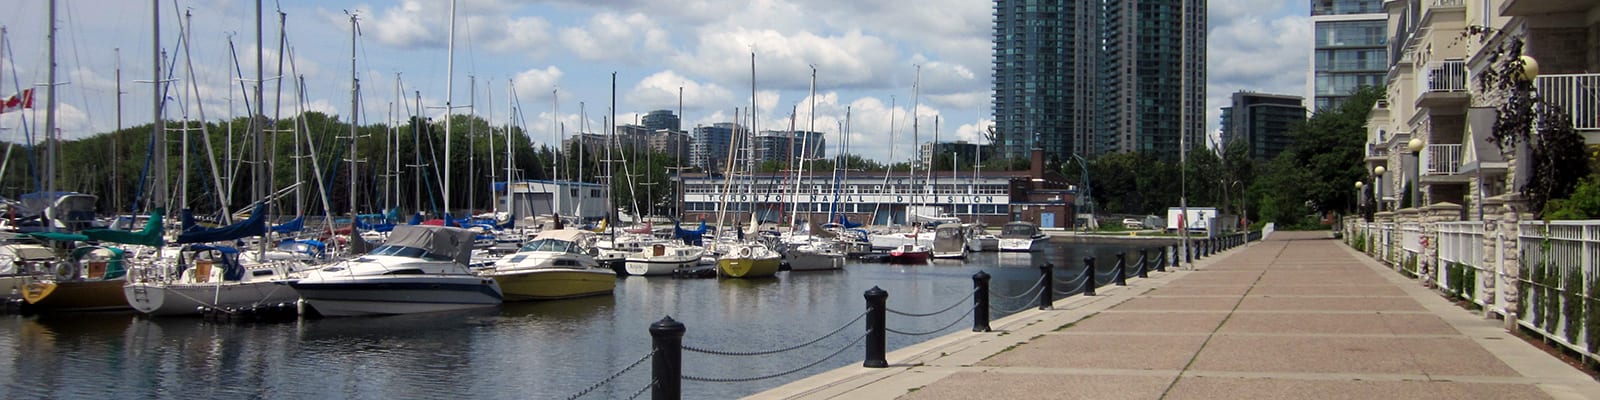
left=53, top=261, right=78, bottom=281
left=738, top=247, right=752, bottom=258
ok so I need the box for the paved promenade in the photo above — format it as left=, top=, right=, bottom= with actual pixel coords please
left=754, top=231, right=1600, bottom=399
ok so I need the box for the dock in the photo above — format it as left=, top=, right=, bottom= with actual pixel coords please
left=753, top=231, right=1600, bottom=399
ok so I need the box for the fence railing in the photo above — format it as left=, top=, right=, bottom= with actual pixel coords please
left=1535, top=73, right=1600, bottom=131
left=1516, top=221, right=1600, bottom=364
left=1423, top=144, right=1463, bottom=176
left=1437, top=221, right=1487, bottom=307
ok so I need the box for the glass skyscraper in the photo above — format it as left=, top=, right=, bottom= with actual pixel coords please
left=1309, top=0, right=1387, bottom=111
left=991, top=0, right=1205, bottom=162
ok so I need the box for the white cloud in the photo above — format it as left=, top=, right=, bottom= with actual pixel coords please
left=559, top=12, right=673, bottom=63
left=1204, top=8, right=1313, bottom=144
left=672, top=27, right=901, bottom=92
left=624, top=70, right=734, bottom=113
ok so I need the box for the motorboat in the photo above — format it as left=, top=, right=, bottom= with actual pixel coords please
left=931, top=224, right=969, bottom=259
left=124, top=245, right=304, bottom=316
left=997, top=221, right=1048, bottom=252
left=625, top=241, right=705, bottom=276
left=965, top=224, right=998, bottom=252
left=480, top=229, right=614, bottom=301
left=887, top=243, right=931, bottom=264
left=289, top=225, right=502, bottom=317
left=715, top=241, right=781, bottom=278
left=786, top=239, right=846, bottom=271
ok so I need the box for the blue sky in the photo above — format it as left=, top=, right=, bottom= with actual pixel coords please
left=0, top=0, right=1312, bottom=163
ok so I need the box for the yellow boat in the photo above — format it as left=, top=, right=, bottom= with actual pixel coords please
left=20, top=246, right=130, bottom=312
left=716, top=242, right=781, bottom=279
left=481, top=229, right=615, bottom=301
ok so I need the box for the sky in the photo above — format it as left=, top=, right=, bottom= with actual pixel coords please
left=0, top=0, right=1312, bottom=164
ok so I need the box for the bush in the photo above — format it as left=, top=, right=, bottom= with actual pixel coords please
left=1543, top=175, right=1600, bottom=220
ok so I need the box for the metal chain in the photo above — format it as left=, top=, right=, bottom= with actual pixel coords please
left=683, top=311, right=867, bottom=357
left=1053, top=269, right=1089, bottom=286
left=991, top=274, right=1047, bottom=300
left=682, top=332, right=868, bottom=383
left=625, top=379, right=654, bottom=400
left=1052, top=270, right=1092, bottom=297
left=887, top=288, right=976, bottom=317
left=887, top=305, right=976, bottom=336
left=989, top=299, right=1037, bottom=315
left=564, top=350, right=655, bottom=400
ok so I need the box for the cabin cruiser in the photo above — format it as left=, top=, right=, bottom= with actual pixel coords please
left=480, top=229, right=614, bottom=301
left=290, top=225, right=502, bottom=317
left=997, top=221, right=1048, bottom=252
left=965, top=223, right=998, bottom=252
left=931, top=224, right=969, bottom=259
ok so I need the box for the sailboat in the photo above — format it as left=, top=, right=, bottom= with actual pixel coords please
left=123, top=204, right=305, bottom=316
left=713, top=53, right=781, bottom=279
left=780, top=67, right=844, bottom=272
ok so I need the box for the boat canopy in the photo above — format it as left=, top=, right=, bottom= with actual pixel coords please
left=534, top=229, right=594, bottom=244
left=378, top=225, right=476, bottom=266
left=1000, top=221, right=1040, bottom=238
left=80, top=208, right=165, bottom=246
left=176, top=203, right=268, bottom=244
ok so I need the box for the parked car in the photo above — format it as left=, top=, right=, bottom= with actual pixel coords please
left=1121, top=218, right=1144, bottom=229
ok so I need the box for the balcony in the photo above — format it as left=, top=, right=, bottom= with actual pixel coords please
left=1422, top=144, right=1463, bottom=176
left=1367, top=143, right=1390, bottom=162
left=1502, top=0, right=1600, bottom=16
left=1535, top=73, right=1600, bottom=140
left=1416, top=59, right=1469, bottom=109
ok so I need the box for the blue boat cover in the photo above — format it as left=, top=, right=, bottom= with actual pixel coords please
left=176, top=203, right=268, bottom=244
left=837, top=214, right=863, bottom=229
left=184, top=244, right=245, bottom=281
left=271, top=216, right=305, bottom=234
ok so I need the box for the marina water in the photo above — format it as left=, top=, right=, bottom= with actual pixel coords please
left=1, top=241, right=1151, bottom=399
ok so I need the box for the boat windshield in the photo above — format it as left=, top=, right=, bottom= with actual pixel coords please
left=1001, top=224, right=1037, bottom=237
left=368, top=245, right=453, bottom=262
left=935, top=228, right=962, bottom=240
left=519, top=239, right=579, bottom=254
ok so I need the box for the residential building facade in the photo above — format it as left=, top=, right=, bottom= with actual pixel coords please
left=990, top=0, right=1101, bottom=161
left=1310, top=0, right=1388, bottom=111
left=1099, top=0, right=1207, bottom=157
left=1220, top=91, right=1307, bottom=160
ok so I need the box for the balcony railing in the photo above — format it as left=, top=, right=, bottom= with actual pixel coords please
left=1536, top=73, right=1600, bottom=131
left=1367, top=143, right=1389, bottom=159
left=1422, top=144, right=1463, bottom=176
left=1418, top=59, right=1468, bottom=95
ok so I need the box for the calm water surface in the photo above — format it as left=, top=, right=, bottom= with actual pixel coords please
left=0, top=242, right=1154, bottom=399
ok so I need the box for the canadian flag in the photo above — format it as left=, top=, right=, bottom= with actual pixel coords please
left=0, top=89, right=34, bottom=114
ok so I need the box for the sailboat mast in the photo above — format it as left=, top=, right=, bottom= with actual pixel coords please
left=44, top=0, right=57, bottom=224
left=272, top=9, right=287, bottom=216
left=253, top=0, right=265, bottom=206
left=468, top=75, right=476, bottom=215
left=443, top=0, right=457, bottom=217
left=151, top=0, right=166, bottom=213
left=911, top=65, right=920, bottom=220
left=348, top=12, right=359, bottom=222
left=114, top=48, right=122, bottom=211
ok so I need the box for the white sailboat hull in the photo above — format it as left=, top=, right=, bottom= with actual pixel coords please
left=124, top=281, right=300, bottom=316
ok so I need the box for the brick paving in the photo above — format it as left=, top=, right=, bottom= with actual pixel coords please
left=754, top=231, right=1600, bottom=400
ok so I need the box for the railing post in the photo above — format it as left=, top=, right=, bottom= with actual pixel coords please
left=1037, top=263, right=1054, bottom=310
left=864, top=286, right=889, bottom=366
left=1156, top=246, right=1167, bottom=272
left=864, top=286, right=888, bottom=368
left=973, top=271, right=991, bottom=332
left=1187, top=241, right=1195, bottom=262
left=1083, top=257, right=1097, bottom=296
left=1114, top=252, right=1127, bottom=286
left=650, top=316, right=685, bottom=400
left=1138, top=249, right=1149, bottom=278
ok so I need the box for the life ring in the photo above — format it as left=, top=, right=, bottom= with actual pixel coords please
left=53, top=261, right=78, bottom=281
left=738, top=247, right=753, bottom=258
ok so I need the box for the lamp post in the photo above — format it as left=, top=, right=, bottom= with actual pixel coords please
left=1355, top=180, right=1367, bottom=221
left=1373, top=165, right=1386, bottom=211
left=1407, top=137, right=1424, bottom=209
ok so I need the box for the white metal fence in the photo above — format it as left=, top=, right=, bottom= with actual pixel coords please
left=1422, top=144, right=1462, bottom=176
left=1418, top=59, right=1468, bottom=94
left=1516, top=220, right=1600, bottom=363
left=1535, top=73, right=1600, bottom=131
left=1437, top=221, right=1487, bottom=306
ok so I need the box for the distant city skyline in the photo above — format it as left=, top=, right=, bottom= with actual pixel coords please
left=0, top=0, right=1311, bottom=164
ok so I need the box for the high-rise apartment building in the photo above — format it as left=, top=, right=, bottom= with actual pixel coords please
left=1220, top=91, right=1307, bottom=161
left=1099, top=0, right=1206, bottom=157
left=691, top=123, right=744, bottom=173
left=990, top=0, right=1101, bottom=161
left=1309, top=0, right=1387, bottom=111
left=642, top=109, right=680, bottom=132
left=991, top=0, right=1204, bottom=162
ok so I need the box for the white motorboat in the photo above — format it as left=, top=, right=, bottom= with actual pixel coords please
left=786, top=239, right=846, bottom=271
left=997, top=221, right=1048, bottom=252
left=481, top=229, right=614, bottom=301
left=931, top=224, right=969, bottom=259
left=625, top=242, right=705, bottom=276
left=289, top=225, right=502, bottom=317
left=965, top=224, right=999, bottom=252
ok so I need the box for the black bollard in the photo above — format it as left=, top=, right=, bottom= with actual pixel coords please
left=864, top=286, right=888, bottom=368
left=1156, top=246, right=1168, bottom=272
left=1037, top=263, right=1054, bottom=310
left=1114, top=252, right=1127, bottom=286
left=651, top=316, right=685, bottom=400
left=1185, top=240, right=1193, bottom=263
left=1083, top=257, right=1097, bottom=296
left=973, top=271, right=991, bottom=332
left=1138, top=249, right=1149, bottom=278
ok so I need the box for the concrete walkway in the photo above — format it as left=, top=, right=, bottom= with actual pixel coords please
left=753, top=231, right=1600, bottom=399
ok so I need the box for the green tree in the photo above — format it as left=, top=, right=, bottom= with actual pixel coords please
left=1251, top=85, right=1382, bottom=225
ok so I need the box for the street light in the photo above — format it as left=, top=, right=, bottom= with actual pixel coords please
left=1373, top=165, right=1386, bottom=211
left=1408, top=137, right=1424, bottom=209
